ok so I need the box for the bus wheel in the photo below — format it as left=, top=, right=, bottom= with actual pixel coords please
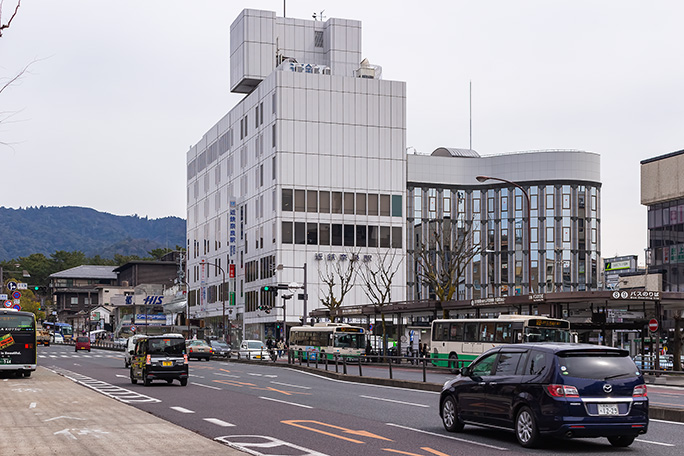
left=449, top=354, right=460, bottom=374
left=23, top=371, right=31, bottom=378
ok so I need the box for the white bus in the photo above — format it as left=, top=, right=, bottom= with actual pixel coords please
left=430, top=315, right=572, bottom=372
left=289, top=323, right=366, bottom=360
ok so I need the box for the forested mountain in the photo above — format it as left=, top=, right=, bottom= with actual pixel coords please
left=0, top=206, right=185, bottom=261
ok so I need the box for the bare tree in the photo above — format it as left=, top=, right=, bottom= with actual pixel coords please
left=414, top=219, right=480, bottom=318
left=0, top=0, right=21, bottom=37
left=318, top=252, right=360, bottom=322
left=359, top=249, right=403, bottom=358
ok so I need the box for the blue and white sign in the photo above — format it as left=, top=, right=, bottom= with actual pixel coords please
left=6, top=281, right=17, bottom=291
left=12, top=291, right=21, bottom=300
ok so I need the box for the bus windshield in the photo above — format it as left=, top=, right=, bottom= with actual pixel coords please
left=0, top=315, right=35, bottom=330
left=524, top=327, right=570, bottom=343
left=333, top=333, right=364, bottom=349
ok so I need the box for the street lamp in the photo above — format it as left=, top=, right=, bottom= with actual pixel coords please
left=476, top=175, right=534, bottom=294
left=276, top=263, right=308, bottom=325
left=0, top=266, right=30, bottom=288
left=201, top=261, right=228, bottom=343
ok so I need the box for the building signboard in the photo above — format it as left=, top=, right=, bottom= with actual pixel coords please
left=471, top=297, right=506, bottom=306
left=605, top=260, right=631, bottom=271
left=611, top=290, right=660, bottom=301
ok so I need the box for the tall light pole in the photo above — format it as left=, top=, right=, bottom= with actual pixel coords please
left=201, top=261, right=227, bottom=342
left=476, top=175, right=534, bottom=294
left=276, top=263, right=308, bottom=324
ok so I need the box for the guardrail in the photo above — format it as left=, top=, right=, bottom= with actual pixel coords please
left=285, top=349, right=464, bottom=382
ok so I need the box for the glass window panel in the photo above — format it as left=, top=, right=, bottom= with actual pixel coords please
left=343, top=224, right=355, bottom=246
left=380, top=226, right=391, bottom=248
left=344, top=193, right=354, bottom=214
left=356, top=193, right=366, bottom=215
left=391, top=226, right=402, bottom=248
left=380, top=194, right=391, bottom=216
left=319, top=223, right=330, bottom=245
left=282, top=189, right=293, bottom=211
left=307, top=223, right=318, bottom=244
left=368, top=226, right=378, bottom=247
left=368, top=194, right=379, bottom=215
left=319, top=191, right=330, bottom=213
left=392, top=195, right=402, bottom=217
left=332, top=224, right=342, bottom=246
left=294, top=190, right=306, bottom=212
left=294, top=222, right=306, bottom=244
left=332, top=192, right=342, bottom=214
left=356, top=225, right=367, bottom=247
left=282, top=221, right=293, bottom=244
left=307, top=190, right=318, bottom=212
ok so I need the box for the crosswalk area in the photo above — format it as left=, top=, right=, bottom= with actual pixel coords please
left=39, top=350, right=124, bottom=359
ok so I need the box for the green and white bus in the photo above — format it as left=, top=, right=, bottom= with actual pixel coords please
left=289, top=323, right=366, bottom=360
left=430, top=315, right=571, bottom=372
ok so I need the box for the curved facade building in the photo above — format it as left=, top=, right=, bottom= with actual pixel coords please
left=407, top=149, right=601, bottom=302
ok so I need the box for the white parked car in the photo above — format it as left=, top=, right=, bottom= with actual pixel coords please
left=238, top=340, right=270, bottom=360
left=52, top=333, right=64, bottom=344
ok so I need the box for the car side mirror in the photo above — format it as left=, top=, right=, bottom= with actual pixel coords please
left=129, top=349, right=134, bottom=355
left=460, top=366, right=471, bottom=377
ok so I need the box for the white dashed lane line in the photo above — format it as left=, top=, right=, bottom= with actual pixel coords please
left=203, top=418, right=235, bottom=427
left=170, top=406, right=195, bottom=414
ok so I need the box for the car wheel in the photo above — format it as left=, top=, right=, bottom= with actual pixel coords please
left=515, top=406, right=540, bottom=448
left=180, top=378, right=188, bottom=386
left=608, top=435, right=636, bottom=447
left=143, top=374, right=151, bottom=387
left=441, top=396, right=465, bottom=432
left=448, top=354, right=460, bottom=374
left=130, top=371, right=137, bottom=384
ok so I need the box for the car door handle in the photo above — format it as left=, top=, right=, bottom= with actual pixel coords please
left=478, top=382, right=486, bottom=386
left=489, top=382, right=498, bottom=386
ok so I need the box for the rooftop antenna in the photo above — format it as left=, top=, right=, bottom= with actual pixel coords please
left=469, top=80, right=472, bottom=151
left=313, top=10, right=326, bottom=21
left=283, top=0, right=286, bottom=17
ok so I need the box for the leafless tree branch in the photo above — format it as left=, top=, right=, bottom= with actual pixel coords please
left=0, top=0, right=21, bottom=37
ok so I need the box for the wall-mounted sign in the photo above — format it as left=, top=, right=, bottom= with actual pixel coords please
left=605, top=260, right=631, bottom=271
left=611, top=290, right=660, bottom=301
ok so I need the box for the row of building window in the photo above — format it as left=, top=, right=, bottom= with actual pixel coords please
left=282, top=222, right=402, bottom=248
left=282, top=189, right=402, bottom=216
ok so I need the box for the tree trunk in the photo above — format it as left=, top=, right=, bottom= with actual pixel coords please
left=381, top=312, right=388, bottom=363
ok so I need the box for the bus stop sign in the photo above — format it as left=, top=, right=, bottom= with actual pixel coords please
left=648, top=319, right=658, bottom=332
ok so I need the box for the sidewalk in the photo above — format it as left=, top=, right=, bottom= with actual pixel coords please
left=644, top=372, right=684, bottom=388
left=0, top=367, right=247, bottom=456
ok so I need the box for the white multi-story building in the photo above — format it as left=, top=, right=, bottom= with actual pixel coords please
left=186, top=9, right=407, bottom=341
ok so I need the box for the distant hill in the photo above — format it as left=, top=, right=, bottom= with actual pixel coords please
left=0, top=206, right=186, bottom=261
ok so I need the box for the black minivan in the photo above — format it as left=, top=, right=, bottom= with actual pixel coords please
left=439, top=343, right=648, bottom=448
left=130, top=335, right=188, bottom=386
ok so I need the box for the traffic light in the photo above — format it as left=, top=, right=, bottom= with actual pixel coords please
left=261, top=285, right=278, bottom=296
left=33, top=286, right=39, bottom=291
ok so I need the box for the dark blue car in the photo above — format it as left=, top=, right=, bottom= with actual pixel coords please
left=439, top=343, right=648, bottom=448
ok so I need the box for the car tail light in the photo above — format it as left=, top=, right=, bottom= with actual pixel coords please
left=146, top=355, right=151, bottom=365
left=546, top=384, right=580, bottom=397
left=189, top=348, right=193, bottom=353
left=184, top=354, right=188, bottom=364
left=633, top=384, right=647, bottom=397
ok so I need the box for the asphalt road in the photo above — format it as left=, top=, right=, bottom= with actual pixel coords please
left=39, top=345, right=684, bottom=456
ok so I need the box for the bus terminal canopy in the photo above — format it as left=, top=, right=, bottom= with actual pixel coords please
left=309, top=291, right=684, bottom=320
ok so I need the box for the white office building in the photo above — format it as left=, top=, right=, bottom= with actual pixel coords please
left=186, top=9, right=407, bottom=341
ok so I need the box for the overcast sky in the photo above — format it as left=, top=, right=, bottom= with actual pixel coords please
left=2, top=1, right=682, bottom=263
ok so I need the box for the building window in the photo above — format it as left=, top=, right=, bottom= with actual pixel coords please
left=332, top=224, right=343, bottom=246
left=380, top=194, right=391, bottom=216
left=307, top=223, right=318, bottom=244
left=368, top=194, right=379, bottom=216
left=344, top=193, right=354, bottom=214
left=356, top=225, right=367, bottom=247
left=332, top=192, right=342, bottom=214
left=282, top=189, right=293, bottom=211
left=380, top=226, right=391, bottom=248
left=307, top=190, right=318, bottom=212
left=295, top=222, right=306, bottom=244
left=391, top=195, right=402, bottom=217
left=314, top=30, right=324, bottom=48
left=368, top=226, right=378, bottom=247
left=319, top=223, right=330, bottom=245
left=282, top=222, right=293, bottom=244
left=319, top=191, right=330, bottom=213
left=295, top=190, right=306, bottom=212
left=343, top=224, right=354, bottom=246
left=356, top=193, right=366, bottom=215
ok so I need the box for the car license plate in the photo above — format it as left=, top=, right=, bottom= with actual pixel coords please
left=598, top=404, right=619, bottom=415
left=162, top=361, right=172, bottom=367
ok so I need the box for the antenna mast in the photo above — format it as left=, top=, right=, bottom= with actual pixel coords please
left=469, top=80, right=472, bottom=151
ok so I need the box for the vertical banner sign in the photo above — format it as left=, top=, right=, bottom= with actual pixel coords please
left=200, top=258, right=206, bottom=312
left=229, top=201, right=237, bottom=257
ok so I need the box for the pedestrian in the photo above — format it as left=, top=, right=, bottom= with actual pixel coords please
left=277, top=338, right=285, bottom=357
left=266, top=337, right=273, bottom=350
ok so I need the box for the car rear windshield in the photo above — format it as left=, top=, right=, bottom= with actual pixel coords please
left=148, top=338, right=185, bottom=355
left=558, top=353, right=639, bottom=380
left=77, top=337, right=89, bottom=342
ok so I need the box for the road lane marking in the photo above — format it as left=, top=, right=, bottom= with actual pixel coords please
left=283, top=420, right=393, bottom=444
left=386, top=423, right=508, bottom=451
left=651, top=418, right=684, bottom=426
left=170, top=406, right=195, bottom=414
left=635, top=438, right=675, bottom=447
left=360, top=395, right=430, bottom=408
left=215, top=372, right=240, bottom=378
left=260, top=397, right=312, bottom=409
left=270, top=381, right=311, bottom=389
left=192, top=382, right=221, bottom=390
left=204, top=418, right=235, bottom=427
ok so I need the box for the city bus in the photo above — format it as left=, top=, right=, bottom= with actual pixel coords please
left=0, top=309, right=37, bottom=377
left=289, top=323, right=366, bottom=360
left=43, top=321, right=73, bottom=342
left=430, top=315, right=572, bottom=372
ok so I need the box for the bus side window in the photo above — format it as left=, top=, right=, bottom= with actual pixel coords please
left=449, top=323, right=463, bottom=341
left=480, top=322, right=495, bottom=342
left=495, top=323, right=512, bottom=343
left=464, top=322, right=478, bottom=342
